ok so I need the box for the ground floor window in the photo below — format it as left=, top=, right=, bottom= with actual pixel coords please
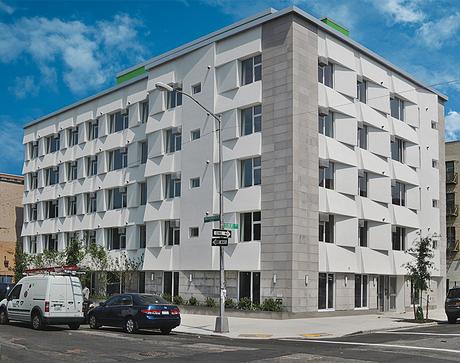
left=318, top=273, right=334, bottom=310
left=163, top=271, right=179, bottom=297
left=239, top=271, right=260, bottom=305
left=138, top=272, right=145, bottom=293
left=355, top=274, right=368, bottom=308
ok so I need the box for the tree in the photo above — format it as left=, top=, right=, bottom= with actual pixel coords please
left=65, top=237, right=86, bottom=266
left=404, top=233, right=436, bottom=320
left=13, top=241, right=29, bottom=282
left=109, top=252, right=144, bottom=294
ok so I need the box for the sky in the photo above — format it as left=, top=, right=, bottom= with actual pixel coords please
left=1, top=0, right=460, bottom=175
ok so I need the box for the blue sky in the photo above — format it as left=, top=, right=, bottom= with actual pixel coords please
left=1, top=0, right=459, bottom=175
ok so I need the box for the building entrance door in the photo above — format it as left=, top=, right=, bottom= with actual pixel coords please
left=377, top=275, right=397, bottom=312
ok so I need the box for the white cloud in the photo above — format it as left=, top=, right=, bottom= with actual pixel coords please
left=446, top=111, right=460, bottom=141
left=0, top=117, right=24, bottom=173
left=0, top=14, right=146, bottom=95
left=0, top=1, right=14, bottom=14
left=417, top=12, right=460, bottom=48
left=372, top=0, right=426, bottom=24
left=8, top=75, right=37, bottom=99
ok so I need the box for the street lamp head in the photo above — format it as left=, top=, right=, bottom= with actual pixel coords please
left=155, top=82, right=174, bottom=92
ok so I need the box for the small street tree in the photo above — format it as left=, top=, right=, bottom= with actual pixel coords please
left=404, top=233, right=436, bottom=321
left=110, top=252, right=144, bottom=294
left=12, top=240, right=29, bottom=282
left=65, top=237, right=86, bottom=266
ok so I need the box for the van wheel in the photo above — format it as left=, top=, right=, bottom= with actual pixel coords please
left=31, top=312, right=44, bottom=330
left=0, top=309, right=8, bottom=325
left=89, top=315, right=100, bottom=329
left=124, top=317, right=138, bottom=334
left=160, top=328, right=171, bottom=335
left=68, top=323, right=80, bottom=330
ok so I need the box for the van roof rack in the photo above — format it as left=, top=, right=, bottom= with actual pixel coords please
left=24, top=265, right=85, bottom=276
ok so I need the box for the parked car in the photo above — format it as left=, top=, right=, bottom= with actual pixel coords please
left=445, top=287, right=460, bottom=324
left=0, top=274, right=84, bottom=330
left=0, top=283, right=15, bottom=300
left=88, top=293, right=181, bottom=334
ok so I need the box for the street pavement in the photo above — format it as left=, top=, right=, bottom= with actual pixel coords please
left=1, top=319, right=460, bottom=362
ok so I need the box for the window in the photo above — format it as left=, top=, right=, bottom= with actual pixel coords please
left=318, top=273, right=334, bottom=310
left=355, top=275, right=368, bottom=308
left=46, top=134, right=60, bottom=153
left=165, top=174, right=181, bottom=198
left=108, top=227, right=126, bottom=250
left=392, top=226, right=406, bottom=251
left=140, top=182, right=147, bottom=205
left=109, top=111, right=129, bottom=133
left=45, top=234, right=58, bottom=251
left=166, top=88, right=183, bottom=109
left=68, top=127, right=79, bottom=147
left=109, top=148, right=128, bottom=171
left=319, top=214, right=334, bottom=243
left=108, top=187, right=127, bottom=209
left=357, top=80, right=367, bottom=103
left=29, top=203, right=37, bottom=221
left=390, top=96, right=405, bottom=121
left=87, top=156, right=98, bottom=176
left=392, top=181, right=406, bottom=206
left=165, top=220, right=180, bottom=246
left=240, top=211, right=261, bottom=242
left=84, top=230, right=96, bottom=247
left=163, top=271, right=179, bottom=297
left=239, top=271, right=261, bottom=305
left=318, top=113, right=334, bottom=137
left=447, top=226, right=456, bottom=249
left=359, top=220, right=368, bottom=247
left=192, top=83, right=201, bottom=94
left=190, top=177, right=200, bottom=189
left=431, top=121, right=437, bottom=129
left=67, top=196, right=77, bottom=216
left=357, top=125, right=368, bottom=150
left=191, top=129, right=200, bottom=141
left=140, top=141, right=148, bottom=164
left=166, top=128, right=182, bottom=152
left=432, top=159, right=438, bottom=169
left=140, top=100, right=149, bottom=124
left=29, top=236, right=37, bottom=254
left=46, top=199, right=59, bottom=218
left=66, top=232, right=79, bottom=248
left=241, top=157, right=261, bottom=187
left=319, top=163, right=334, bottom=189
left=318, top=63, right=333, bottom=88
left=432, top=199, right=438, bottom=208
left=189, top=227, right=199, bottom=238
left=241, top=55, right=262, bottom=86
left=67, top=161, right=78, bottom=181
left=86, top=192, right=97, bottom=213
left=241, top=105, right=262, bottom=136
left=358, top=172, right=368, bottom=197
left=30, top=141, right=39, bottom=159
left=446, top=161, right=455, bottom=182
left=88, top=120, right=99, bottom=140
left=30, top=172, right=38, bottom=189
left=8, top=284, right=22, bottom=300
left=45, top=166, right=60, bottom=186
left=391, top=138, right=405, bottom=162
left=139, top=225, right=146, bottom=248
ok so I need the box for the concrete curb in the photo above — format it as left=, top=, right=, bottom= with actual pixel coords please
left=343, top=321, right=441, bottom=337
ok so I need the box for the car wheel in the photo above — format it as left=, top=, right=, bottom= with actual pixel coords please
left=68, top=323, right=80, bottom=330
left=160, top=328, right=171, bottom=335
left=89, top=315, right=100, bottom=329
left=124, top=317, right=138, bottom=334
left=0, top=309, right=8, bottom=325
left=448, top=316, right=457, bottom=324
left=31, top=312, right=44, bottom=330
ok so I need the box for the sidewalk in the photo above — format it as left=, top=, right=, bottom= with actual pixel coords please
left=176, top=309, right=447, bottom=339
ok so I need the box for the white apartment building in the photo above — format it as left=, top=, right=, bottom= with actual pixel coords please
left=22, top=7, right=447, bottom=314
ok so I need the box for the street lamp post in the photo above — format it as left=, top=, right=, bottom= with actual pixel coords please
left=155, top=82, right=229, bottom=333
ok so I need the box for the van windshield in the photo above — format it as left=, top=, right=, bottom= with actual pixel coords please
left=448, top=289, right=460, bottom=299
left=138, top=294, right=169, bottom=305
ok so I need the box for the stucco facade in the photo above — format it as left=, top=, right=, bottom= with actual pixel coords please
left=22, top=7, right=446, bottom=313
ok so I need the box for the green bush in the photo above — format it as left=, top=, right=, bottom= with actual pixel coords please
left=162, top=293, right=172, bottom=302
left=225, top=298, right=236, bottom=309
left=261, top=298, right=283, bottom=312
left=172, top=295, right=184, bottom=305
left=205, top=297, right=216, bottom=308
left=188, top=296, right=198, bottom=306
left=237, top=297, right=252, bottom=310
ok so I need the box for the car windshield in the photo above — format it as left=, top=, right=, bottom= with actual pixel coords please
left=448, top=289, right=460, bottom=298
left=138, top=294, right=169, bottom=305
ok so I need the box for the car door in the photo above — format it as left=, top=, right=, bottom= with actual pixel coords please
left=102, top=296, right=123, bottom=326
left=6, top=284, right=23, bottom=321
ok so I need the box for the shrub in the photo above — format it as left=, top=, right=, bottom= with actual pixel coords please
left=162, top=293, right=172, bottom=302
left=261, top=298, right=282, bottom=312
left=205, top=297, right=216, bottom=308
left=188, top=296, right=198, bottom=306
left=237, top=297, right=252, bottom=310
left=172, top=295, right=184, bottom=305
left=225, top=298, right=236, bottom=309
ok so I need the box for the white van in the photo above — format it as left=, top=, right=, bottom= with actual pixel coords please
left=0, top=274, right=84, bottom=330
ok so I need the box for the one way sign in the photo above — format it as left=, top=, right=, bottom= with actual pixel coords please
left=212, top=228, right=232, bottom=238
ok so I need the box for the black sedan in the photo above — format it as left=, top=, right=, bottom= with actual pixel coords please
left=445, top=288, right=460, bottom=324
left=88, top=293, right=181, bottom=334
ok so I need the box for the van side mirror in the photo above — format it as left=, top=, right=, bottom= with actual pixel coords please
left=99, top=302, right=106, bottom=307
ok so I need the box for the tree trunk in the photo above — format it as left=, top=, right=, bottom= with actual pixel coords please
left=412, top=283, right=416, bottom=320
left=425, top=293, right=429, bottom=321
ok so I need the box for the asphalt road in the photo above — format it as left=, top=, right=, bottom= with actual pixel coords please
left=1, top=321, right=460, bottom=362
